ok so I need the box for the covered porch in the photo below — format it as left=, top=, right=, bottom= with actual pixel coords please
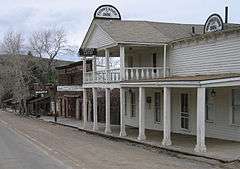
left=41, top=115, right=240, bottom=162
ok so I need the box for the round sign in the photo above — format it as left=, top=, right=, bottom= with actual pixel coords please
left=94, top=5, right=121, bottom=20
left=204, top=14, right=224, bottom=33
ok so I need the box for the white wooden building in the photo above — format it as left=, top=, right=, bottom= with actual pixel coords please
left=80, top=5, right=240, bottom=153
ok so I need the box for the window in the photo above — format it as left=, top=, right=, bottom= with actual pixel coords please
left=130, top=91, right=136, bottom=117
left=155, top=92, right=161, bottom=122
left=125, top=91, right=127, bottom=116
left=232, top=89, right=240, bottom=125
left=181, top=93, right=189, bottom=130
left=181, top=94, right=188, bottom=113
left=206, top=89, right=215, bottom=122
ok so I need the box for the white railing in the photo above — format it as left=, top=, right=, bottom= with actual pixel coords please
left=124, top=67, right=170, bottom=81
left=84, top=67, right=170, bottom=83
left=84, top=69, right=120, bottom=83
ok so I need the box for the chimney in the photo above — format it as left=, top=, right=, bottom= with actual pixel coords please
left=225, top=6, right=228, bottom=23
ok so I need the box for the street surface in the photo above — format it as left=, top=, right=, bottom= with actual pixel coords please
left=0, top=110, right=238, bottom=169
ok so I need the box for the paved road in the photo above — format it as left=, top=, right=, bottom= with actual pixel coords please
left=0, top=110, right=238, bottom=169
left=0, top=119, right=71, bottom=169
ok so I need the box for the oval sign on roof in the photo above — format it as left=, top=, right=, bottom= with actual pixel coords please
left=94, top=5, right=121, bottom=20
left=204, top=14, right=224, bottom=33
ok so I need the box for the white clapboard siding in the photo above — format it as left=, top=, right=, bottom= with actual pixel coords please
left=168, top=34, right=240, bottom=76
left=124, top=88, right=240, bottom=142
left=85, top=25, right=115, bottom=49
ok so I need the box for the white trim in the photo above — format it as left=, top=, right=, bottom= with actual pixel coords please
left=57, top=85, right=83, bottom=92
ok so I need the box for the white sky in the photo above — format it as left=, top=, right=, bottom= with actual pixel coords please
left=0, top=0, right=239, bottom=61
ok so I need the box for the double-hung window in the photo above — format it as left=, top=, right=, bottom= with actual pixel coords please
left=155, top=93, right=161, bottom=122
left=206, top=89, right=215, bottom=122
left=232, top=89, right=240, bottom=125
left=130, top=91, right=136, bottom=117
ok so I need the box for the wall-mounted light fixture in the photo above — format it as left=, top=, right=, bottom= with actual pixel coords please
left=210, top=89, right=216, bottom=97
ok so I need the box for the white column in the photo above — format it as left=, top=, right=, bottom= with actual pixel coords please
left=87, top=100, right=92, bottom=122
left=119, top=88, right=127, bottom=136
left=138, top=87, right=146, bottom=141
left=75, top=98, right=80, bottom=120
left=105, top=88, right=111, bottom=134
left=120, top=46, right=125, bottom=80
left=62, top=99, right=65, bottom=117
left=162, top=87, right=172, bottom=146
left=194, top=87, right=207, bottom=153
left=92, top=55, right=96, bottom=82
left=105, top=49, right=110, bottom=82
left=83, top=89, right=88, bottom=128
left=82, top=56, right=86, bottom=83
left=92, top=88, right=98, bottom=131
left=163, top=44, right=167, bottom=78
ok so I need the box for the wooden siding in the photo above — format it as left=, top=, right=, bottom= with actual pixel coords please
left=168, top=34, right=240, bottom=76
left=124, top=87, right=240, bottom=142
left=85, top=25, right=115, bottom=49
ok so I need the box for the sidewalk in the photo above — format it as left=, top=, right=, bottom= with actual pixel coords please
left=40, top=116, right=240, bottom=163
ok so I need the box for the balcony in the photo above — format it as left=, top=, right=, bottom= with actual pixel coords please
left=84, top=67, right=170, bottom=83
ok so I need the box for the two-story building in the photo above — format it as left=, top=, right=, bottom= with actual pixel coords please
left=79, top=5, right=240, bottom=153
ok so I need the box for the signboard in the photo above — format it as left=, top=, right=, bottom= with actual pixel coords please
left=94, top=5, right=121, bottom=20
left=57, top=86, right=84, bottom=92
left=79, top=48, right=97, bottom=56
left=204, top=14, right=224, bottom=33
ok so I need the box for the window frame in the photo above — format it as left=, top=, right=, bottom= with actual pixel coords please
left=205, top=89, right=215, bottom=123
left=130, top=91, right=136, bottom=117
left=231, top=89, right=240, bottom=126
left=154, top=92, right=162, bottom=123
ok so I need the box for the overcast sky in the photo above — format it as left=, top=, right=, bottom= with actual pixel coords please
left=0, top=0, right=239, bottom=61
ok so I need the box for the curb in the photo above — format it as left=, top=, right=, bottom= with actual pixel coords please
left=47, top=120, right=238, bottom=164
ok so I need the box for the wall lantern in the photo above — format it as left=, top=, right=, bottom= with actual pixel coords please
left=210, top=89, right=216, bottom=97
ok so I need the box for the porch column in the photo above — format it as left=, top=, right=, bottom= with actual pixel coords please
left=82, top=56, right=86, bottom=82
left=194, top=87, right=207, bottom=153
left=92, top=55, right=96, bottom=82
left=62, top=99, right=65, bottom=117
left=65, top=98, right=68, bottom=117
left=162, top=87, right=172, bottom=146
left=88, top=100, right=92, bottom=122
left=105, top=49, right=110, bottom=82
left=138, top=87, right=146, bottom=141
left=120, top=46, right=125, bottom=80
left=105, top=88, right=111, bottom=134
left=119, top=88, right=127, bottom=136
left=83, top=89, right=88, bottom=128
left=92, top=88, right=98, bottom=131
left=75, top=98, right=80, bottom=120
left=163, top=44, right=167, bottom=78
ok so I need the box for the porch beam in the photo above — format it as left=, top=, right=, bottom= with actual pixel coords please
left=120, top=46, right=125, bottom=81
left=92, top=88, right=98, bottom=131
left=105, top=88, right=111, bottom=134
left=138, top=87, right=146, bottom=140
left=162, top=87, right=172, bottom=146
left=194, top=87, right=207, bottom=153
left=119, top=88, right=127, bottom=136
left=83, top=89, right=88, bottom=128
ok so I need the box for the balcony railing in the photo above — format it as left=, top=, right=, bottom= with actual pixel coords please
left=84, top=67, right=170, bottom=83
left=84, top=69, right=120, bottom=83
left=125, top=67, right=170, bottom=81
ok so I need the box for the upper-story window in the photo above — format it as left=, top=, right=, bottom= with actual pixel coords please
left=232, top=89, right=240, bottom=125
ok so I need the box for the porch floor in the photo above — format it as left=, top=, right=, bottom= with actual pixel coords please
left=41, top=116, right=240, bottom=162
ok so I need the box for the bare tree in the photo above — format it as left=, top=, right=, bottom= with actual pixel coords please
left=0, top=31, right=33, bottom=115
left=29, top=28, right=67, bottom=82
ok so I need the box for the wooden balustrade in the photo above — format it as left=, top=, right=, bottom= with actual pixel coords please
left=84, top=67, right=170, bottom=83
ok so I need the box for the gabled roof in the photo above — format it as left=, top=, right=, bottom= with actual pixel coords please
left=81, top=19, right=240, bottom=48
